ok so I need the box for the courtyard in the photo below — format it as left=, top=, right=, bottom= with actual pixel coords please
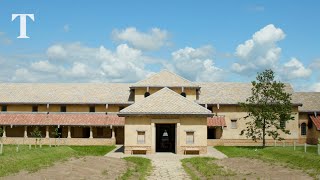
left=0, top=145, right=319, bottom=179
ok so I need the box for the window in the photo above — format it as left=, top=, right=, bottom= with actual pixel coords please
left=180, top=92, right=186, bottom=97
left=144, top=92, right=150, bottom=98
left=301, top=123, right=307, bottom=135
left=186, top=131, right=194, bottom=144
left=137, top=131, right=145, bottom=144
left=97, top=127, right=103, bottom=137
left=1, top=105, right=7, bottom=112
left=60, top=105, right=66, bottom=112
left=280, top=119, right=286, bottom=128
left=32, top=105, right=38, bottom=112
left=231, top=120, right=237, bottom=129
left=89, top=106, right=95, bottom=112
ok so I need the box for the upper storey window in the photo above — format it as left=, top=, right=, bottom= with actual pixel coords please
left=32, top=105, right=38, bottom=112
left=89, top=105, right=95, bottom=113
left=1, top=105, right=7, bottom=112
left=180, top=92, right=186, bottom=97
left=144, top=92, right=150, bottom=98
left=60, top=105, right=67, bottom=112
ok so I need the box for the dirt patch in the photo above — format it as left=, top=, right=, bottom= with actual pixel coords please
left=185, top=162, right=206, bottom=180
left=213, top=157, right=312, bottom=179
left=3, top=156, right=130, bottom=180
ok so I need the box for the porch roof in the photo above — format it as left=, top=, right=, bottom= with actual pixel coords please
left=309, top=115, right=320, bottom=130
left=0, top=113, right=125, bottom=126
left=207, top=116, right=226, bottom=127
left=119, top=87, right=212, bottom=116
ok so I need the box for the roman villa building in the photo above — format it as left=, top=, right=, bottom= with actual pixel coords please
left=0, top=70, right=319, bottom=154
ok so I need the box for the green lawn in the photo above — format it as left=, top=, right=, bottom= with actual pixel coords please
left=0, top=145, right=115, bottom=177
left=181, top=157, right=235, bottom=180
left=121, top=157, right=152, bottom=180
left=216, top=146, right=320, bottom=177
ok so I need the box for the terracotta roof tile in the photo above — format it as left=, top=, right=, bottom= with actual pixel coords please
left=310, top=115, right=320, bottom=130
left=207, top=116, right=226, bottom=127
left=0, top=113, right=124, bottom=126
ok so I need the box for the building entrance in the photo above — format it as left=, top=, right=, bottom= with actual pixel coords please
left=156, top=124, right=176, bottom=152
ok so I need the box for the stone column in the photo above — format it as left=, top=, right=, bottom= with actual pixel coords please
left=45, top=126, right=49, bottom=138
left=111, top=126, right=115, bottom=139
left=89, top=127, right=93, bottom=138
left=2, top=126, right=6, bottom=138
left=24, top=126, right=28, bottom=138
left=151, top=122, right=155, bottom=153
left=176, top=122, right=180, bottom=154
left=67, top=126, right=71, bottom=138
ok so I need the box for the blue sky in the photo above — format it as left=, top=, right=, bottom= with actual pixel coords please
left=0, top=0, right=319, bottom=91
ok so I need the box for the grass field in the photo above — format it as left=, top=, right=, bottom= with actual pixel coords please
left=121, top=157, right=152, bottom=180
left=181, top=157, right=235, bottom=179
left=0, top=145, right=115, bottom=177
left=216, top=146, right=320, bottom=177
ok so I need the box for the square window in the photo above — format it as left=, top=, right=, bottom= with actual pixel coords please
left=1, top=105, right=7, bottom=112
left=137, top=131, right=145, bottom=144
left=186, top=132, right=194, bottom=144
left=231, top=120, right=237, bottom=129
left=89, top=106, right=95, bottom=112
left=60, top=106, right=66, bottom=112
left=32, top=105, right=38, bottom=112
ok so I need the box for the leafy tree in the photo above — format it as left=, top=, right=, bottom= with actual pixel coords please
left=51, top=127, right=61, bottom=146
left=240, top=69, right=294, bottom=147
left=30, top=127, right=42, bottom=148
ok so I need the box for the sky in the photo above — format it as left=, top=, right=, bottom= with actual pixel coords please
left=0, top=0, right=319, bottom=91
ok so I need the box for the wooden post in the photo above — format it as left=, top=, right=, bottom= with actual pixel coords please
left=274, top=140, right=277, bottom=147
left=29, top=144, right=31, bottom=150
left=67, top=126, right=71, bottom=138
left=24, top=126, right=28, bottom=138
left=304, top=143, right=307, bottom=153
left=318, top=144, right=320, bottom=155
left=293, top=141, right=296, bottom=151
left=16, top=145, right=19, bottom=152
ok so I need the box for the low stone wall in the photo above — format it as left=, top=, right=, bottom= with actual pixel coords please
left=207, top=139, right=299, bottom=146
left=1, top=137, right=116, bottom=146
left=124, top=146, right=152, bottom=154
left=178, top=146, right=207, bottom=155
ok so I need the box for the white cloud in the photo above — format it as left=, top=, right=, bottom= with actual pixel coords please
left=281, top=58, right=312, bottom=80
left=232, top=24, right=285, bottom=74
left=12, top=43, right=153, bottom=82
left=112, top=27, right=169, bottom=51
left=169, top=46, right=224, bottom=81
left=31, top=60, right=58, bottom=72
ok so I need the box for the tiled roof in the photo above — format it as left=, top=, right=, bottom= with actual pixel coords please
left=131, top=70, right=199, bottom=88
left=207, top=116, right=226, bottom=127
left=293, top=92, right=320, bottom=112
left=0, top=83, right=132, bottom=104
left=119, top=87, right=212, bottom=116
left=0, top=113, right=124, bottom=126
left=309, top=115, right=320, bottom=130
left=197, top=82, right=299, bottom=105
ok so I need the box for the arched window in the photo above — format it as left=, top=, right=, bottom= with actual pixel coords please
left=301, top=123, right=307, bottom=135
left=144, top=92, right=150, bottom=98
left=180, top=92, right=186, bottom=97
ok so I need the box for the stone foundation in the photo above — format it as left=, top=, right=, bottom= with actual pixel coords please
left=1, top=137, right=116, bottom=146
left=207, top=139, right=299, bottom=146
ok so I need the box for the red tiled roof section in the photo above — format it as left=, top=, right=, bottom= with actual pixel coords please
left=207, top=116, right=226, bottom=127
left=0, top=113, right=124, bottom=126
left=310, top=115, right=320, bottom=130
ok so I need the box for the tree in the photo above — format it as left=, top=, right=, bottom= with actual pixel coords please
left=51, top=127, right=61, bottom=147
left=240, top=69, right=294, bottom=147
left=30, top=127, right=42, bottom=148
